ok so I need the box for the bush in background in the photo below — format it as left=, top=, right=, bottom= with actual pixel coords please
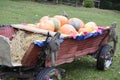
left=100, top=0, right=113, bottom=9
left=113, top=3, right=120, bottom=11
left=83, top=0, right=94, bottom=8
left=11, top=0, right=36, bottom=1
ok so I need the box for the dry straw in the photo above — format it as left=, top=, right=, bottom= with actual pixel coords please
left=10, top=30, right=46, bottom=63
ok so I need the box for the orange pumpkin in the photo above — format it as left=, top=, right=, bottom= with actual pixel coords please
left=59, top=24, right=77, bottom=35
left=40, top=16, right=50, bottom=22
left=37, top=20, right=55, bottom=32
left=54, top=15, right=68, bottom=26
left=49, top=18, right=61, bottom=31
left=68, top=18, right=85, bottom=28
left=84, top=22, right=98, bottom=32
left=27, top=24, right=37, bottom=28
left=78, top=28, right=89, bottom=34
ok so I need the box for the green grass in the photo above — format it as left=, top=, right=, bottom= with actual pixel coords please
left=0, top=0, right=120, bottom=80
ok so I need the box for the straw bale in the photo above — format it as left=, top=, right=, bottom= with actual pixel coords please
left=10, top=30, right=46, bottom=63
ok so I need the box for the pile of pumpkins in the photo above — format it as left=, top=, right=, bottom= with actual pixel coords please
left=27, top=15, right=98, bottom=36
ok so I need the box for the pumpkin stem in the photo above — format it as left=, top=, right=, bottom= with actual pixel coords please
left=62, top=11, right=68, bottom=19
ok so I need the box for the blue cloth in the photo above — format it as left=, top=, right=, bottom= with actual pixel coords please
left=59, top=38, right=64, bottom=43
left=33, top=38, right=64, bottom=47
left=84, top=33, right=93, bottom=39
left=33, top=41, right=45, bottom=47
left=75, top=29, right=104, bottom=41
left=93, top=32, right=99, bottom=37
left=76, top=35, right=84, bottom=41
left=0, top=25, right=11, bottom=27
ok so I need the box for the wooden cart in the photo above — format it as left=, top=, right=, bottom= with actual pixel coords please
left=0, top=23, right=118, bottom=80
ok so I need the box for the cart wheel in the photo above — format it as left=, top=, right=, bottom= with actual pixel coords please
left=96, top=44, right=113, bottom=70
left=35, top=67, right=62, bottom=80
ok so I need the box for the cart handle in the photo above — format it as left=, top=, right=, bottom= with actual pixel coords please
left=108, top=22, right=118, bottom=53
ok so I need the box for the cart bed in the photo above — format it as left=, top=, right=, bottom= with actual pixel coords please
left=22, top=29, right=109, bottom=67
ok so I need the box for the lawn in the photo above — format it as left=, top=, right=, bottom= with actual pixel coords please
left=0, top=0, right=120, bottom=80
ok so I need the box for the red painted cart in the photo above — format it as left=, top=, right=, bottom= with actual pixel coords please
left=0, top=23, right=118, bottom=80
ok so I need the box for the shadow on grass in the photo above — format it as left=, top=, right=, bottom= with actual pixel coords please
left=58, top=56, right=97, bottom=71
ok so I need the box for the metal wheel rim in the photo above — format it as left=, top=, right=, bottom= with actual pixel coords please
left=105, top=58, right=112, bottom=70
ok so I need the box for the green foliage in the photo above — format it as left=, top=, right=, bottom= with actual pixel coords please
left=99, top=0, right=120, bottom=10
left=11, top=0, right=35, bottom=1
left=83, top=0, right=94, bottom=8
left=63, top=0, right=75, bottom=2
left=113, top=3, right=120, bottom=11
left=111, top=0, right=120, bottom=3
left=100, top=0, right=113, bottom=9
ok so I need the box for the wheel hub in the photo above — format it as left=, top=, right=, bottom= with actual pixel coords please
left=105, top=58, right=112, bottom=69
